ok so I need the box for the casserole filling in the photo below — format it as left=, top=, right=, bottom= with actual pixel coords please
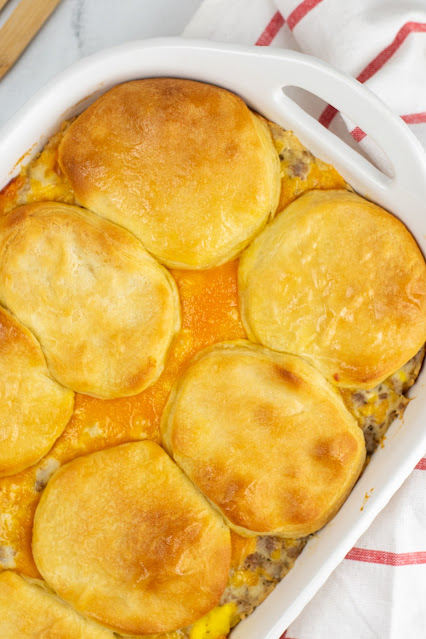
left=0, top=115, right=423, bottom=639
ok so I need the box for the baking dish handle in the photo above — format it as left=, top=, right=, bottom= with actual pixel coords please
left=250, top=51, right=426, bottom=227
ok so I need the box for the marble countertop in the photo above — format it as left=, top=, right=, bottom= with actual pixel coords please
left=0, top=0, right=202, bottom=128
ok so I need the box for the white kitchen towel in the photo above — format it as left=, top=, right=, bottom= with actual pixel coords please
left=185, top=0, right=426, bottom=172
left=184, top=3, right=426, bottom=638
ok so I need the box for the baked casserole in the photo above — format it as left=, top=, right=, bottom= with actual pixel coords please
left=0, top=78, right=425, bottom=639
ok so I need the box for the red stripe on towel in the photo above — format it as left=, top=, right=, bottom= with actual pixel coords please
left=287, top=0, right=324, bottom=30
left=357, top=22, right=426, bottom=84
left=255, top=11, right=285, bottom=46
left=319, top=22, right=426, bottom=128
left=402, top=111, right=426, bottom=124
left=349, top=111, right=426, bottom=142
left=346, top=547, right=426, bottom=565
left=415, top=458, right=426, bottom=470
left=351, top=126, right=366, bottom=142
left=318, top=103, right=339, bottom=128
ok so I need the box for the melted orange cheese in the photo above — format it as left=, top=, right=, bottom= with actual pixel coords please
left=267, top=122, right=347, bottom=211
left=230, top=531, right=257, bottom=570
left=0, top=260, right=245, bottom=577
left=278, top=160, right=346, bottom=211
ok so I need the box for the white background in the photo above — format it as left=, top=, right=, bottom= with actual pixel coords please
left=0, top=0, right=203, bottom=127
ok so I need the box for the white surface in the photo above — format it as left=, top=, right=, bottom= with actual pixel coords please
left=0, top=38, right=425, bottom=638
left=0, top=0, right=202, bottom=127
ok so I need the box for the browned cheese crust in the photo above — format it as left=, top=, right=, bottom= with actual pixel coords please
left=239, top=190, right=426, bottom=388
left=162, top=341, right=366, bottom=538
left=58, top=79, right=281, bottom=269
left=0, top=202, right=180, bottom=398
left=32, top=442, right=232, bottom=636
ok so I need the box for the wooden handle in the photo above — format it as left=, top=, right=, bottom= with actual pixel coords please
left=0, top=0, right=62, bottom=80
left=0, top=0, right=11, bottom=12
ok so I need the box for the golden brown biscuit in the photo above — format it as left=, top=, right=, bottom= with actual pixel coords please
left=58, top=78, right=281, bottom=269
left=0, top=571, right=114, bottom=639
left=239, top=190, right=426, bottom=388
left=32, top=441, right=231, bottom=635
left=0, top=305, right=73, bottom=477
left=0, top=202, right=180, bottom=398
left=162, top=341, right=366, bottom=537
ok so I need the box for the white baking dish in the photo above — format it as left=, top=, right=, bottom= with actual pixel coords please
left=0, top=39, right=425, bottom=639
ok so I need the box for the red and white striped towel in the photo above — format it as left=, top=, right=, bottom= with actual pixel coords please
left=184, top=2, right=426, bottom=637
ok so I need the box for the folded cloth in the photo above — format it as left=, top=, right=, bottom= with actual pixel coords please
left=185, top=0, right=426, bottom=170
left=184, top=3, right=426, bottom=637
